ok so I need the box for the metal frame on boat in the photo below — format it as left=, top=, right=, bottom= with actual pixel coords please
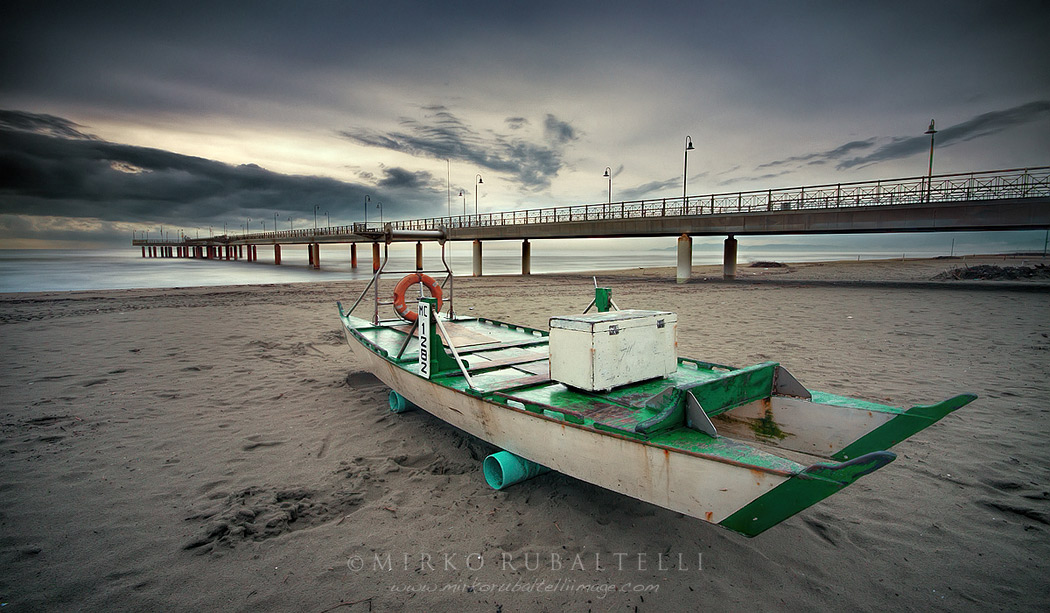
left=338, top=229, right=975, bottom=536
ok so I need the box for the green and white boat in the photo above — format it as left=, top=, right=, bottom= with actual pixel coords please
left=338, top=234, right=974, bottom=537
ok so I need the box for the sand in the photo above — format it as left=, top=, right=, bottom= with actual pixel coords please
left=1, top=256, right=1048, bottom=611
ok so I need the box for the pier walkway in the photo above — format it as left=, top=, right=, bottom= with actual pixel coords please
left=133, top=166, right=1050, bottom=282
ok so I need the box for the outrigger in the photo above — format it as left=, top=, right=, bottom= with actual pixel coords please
left=338, top=229, right=975, bottom=536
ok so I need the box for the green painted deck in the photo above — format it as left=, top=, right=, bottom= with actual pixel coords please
left=346, top=314, right=824, bottom=474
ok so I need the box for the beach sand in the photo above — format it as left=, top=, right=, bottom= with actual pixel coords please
left=1, top=256, right=1048, bottom=611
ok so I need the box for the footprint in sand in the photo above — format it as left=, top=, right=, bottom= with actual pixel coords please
left=241, top=434, right=285, bottom=451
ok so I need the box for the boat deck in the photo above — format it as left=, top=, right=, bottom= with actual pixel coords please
left=343, top=314, right=835, bottom=473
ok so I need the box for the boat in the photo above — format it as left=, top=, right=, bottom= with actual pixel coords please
left=338, top=232, right=975, bottom=537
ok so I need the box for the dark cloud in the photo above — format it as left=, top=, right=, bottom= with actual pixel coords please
left=376, top=167, right=436, bottom=190
left=837, top=101, right=1050, bottom=169
left=617, top=177, right=681, bottom=202
left=543, top=114, right=577, bottom=145
left=756, top=139, right=876, bottom=170
left=0, top=110, right=438, bottom=225
left=741, top=101, right=1050, bottom=179
left=0, top=109, right=98, bottom=140
left=339, top=107, right=576, bottom=191
left=505, top=117, right=528, bottom=130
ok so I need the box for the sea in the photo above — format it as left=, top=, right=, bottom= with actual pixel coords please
left=1, top=232, right=1045, bottom=293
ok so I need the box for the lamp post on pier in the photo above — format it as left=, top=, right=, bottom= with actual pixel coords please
left=683, top=135, right=695, bottom=205
left=365, top=195, right=370, bottom=228
left=475, top=174, right=483, bottom=221
left=603, top=166, right=612, bottom=203
left=274, top=212, right=279, bottom=233
left=924, top=119, right=937, bottom=203
left=377, top=202, right=383, bottom=226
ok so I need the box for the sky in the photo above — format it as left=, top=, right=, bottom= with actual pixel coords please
left=1, top=0, right=1048, bottom=248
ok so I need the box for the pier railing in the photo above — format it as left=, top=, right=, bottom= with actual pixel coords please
left=139, top=166, right=1049, bottom=244
left=392, top=166, right=1049, bottom=233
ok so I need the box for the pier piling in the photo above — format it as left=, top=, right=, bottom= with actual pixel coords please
left=676, top=234, right=692, bottom=284
left=723, top=235, right=738, bottom=280
left=473, top=240, right=483, bottom=277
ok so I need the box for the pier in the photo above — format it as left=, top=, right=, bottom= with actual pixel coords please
left=133, top=166, right=1050, bottom=282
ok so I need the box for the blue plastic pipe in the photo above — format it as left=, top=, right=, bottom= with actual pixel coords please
left=483, top=451, right=551, bottom=490
left=388, top=390, right=419, bottom=413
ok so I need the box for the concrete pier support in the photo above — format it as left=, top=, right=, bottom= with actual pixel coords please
left=723, top=235, right=738, bottom=280
left=274, top=244, right=281, bottom=265
left=238, top=245, right=244, bottom=259
left=676, top=233, right=692, bottom=284
left=372, top=243, right=380, bottom=272
left=350, top=243, right=357, bottom=268
left=415, top=241, right=423, bottom=271
left=522, top=239, right=531, bottom=275
left=473, top=240, right=483, bottom=277
left=311, top=243, right=320, bottom=269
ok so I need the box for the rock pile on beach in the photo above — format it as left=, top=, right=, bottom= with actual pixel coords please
left=934, top=263, right=1050, bottom=280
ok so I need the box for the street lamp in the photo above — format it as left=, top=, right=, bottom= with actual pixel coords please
left=459, top=190, right=466, bottom=216
left=326, top=211, right=330, bottom=228
left=313, top=205, right=319, bottom=229
left=377, top=201, right=383, bottom=226
left=603, top=166, right=612, bottom=203
left=924, top=119, right=937, bottom=203
left=365, top=195, right=370, bottom=227
left=683, top=135, right=695, bottom=205
left=274, top=212, right=279, bottom=233
left=475, top=174, right=483, bottom=219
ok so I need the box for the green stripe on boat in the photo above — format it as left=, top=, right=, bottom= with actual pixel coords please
left=719, top=451, right=897, bottom=537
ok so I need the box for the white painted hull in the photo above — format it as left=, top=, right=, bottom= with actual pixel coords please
left=344, top=333, right=789, bottom=523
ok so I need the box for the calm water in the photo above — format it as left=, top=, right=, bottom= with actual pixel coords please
left=0, top=233, right=1038, bottom=293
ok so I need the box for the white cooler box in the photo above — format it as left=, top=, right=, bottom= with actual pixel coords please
left=548, top=309, right=678, bottom=392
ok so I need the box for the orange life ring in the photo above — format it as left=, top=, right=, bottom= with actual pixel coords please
left=392, top=273, right=444, bottom=322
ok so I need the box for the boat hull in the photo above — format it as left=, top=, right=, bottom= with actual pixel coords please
left=344, top=333, right=790, bottom=524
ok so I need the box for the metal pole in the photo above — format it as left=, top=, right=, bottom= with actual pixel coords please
left=475, top=174, right=483, bottom=220
left=604, top=166, right=612, bottom=203
left=365, top=195, right=370, bottom=227
left=683, top=135, right=694, bottom=206
left=925, top=120, right=937, bottom=203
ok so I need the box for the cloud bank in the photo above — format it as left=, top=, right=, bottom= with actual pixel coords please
left=339, top=107, right=578, bottom=191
